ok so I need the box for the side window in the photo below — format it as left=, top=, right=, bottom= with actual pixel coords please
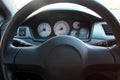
left=0, top=14, right=5, bottom=40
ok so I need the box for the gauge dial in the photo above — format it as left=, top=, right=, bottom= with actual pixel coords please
left=37, top=23, right=51, bottom=37
left=73, top=21, right=80, bottom=29
left=54, top=21, right=70, bottom=36
left=70, top=30, right=78, bottom=37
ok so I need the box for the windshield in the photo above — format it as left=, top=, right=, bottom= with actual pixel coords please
left=12, top=0, right=120, bottom=9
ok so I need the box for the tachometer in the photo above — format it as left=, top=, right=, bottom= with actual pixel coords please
left=37, top=23, right=51, bottom=37
left=54, top=21, right=70, bottom=36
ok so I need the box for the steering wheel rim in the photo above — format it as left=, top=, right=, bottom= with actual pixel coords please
left=1, top=0, right=120, bottom=80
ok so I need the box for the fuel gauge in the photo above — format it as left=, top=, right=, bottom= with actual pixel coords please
left=70, top=30, right=78, bottom=37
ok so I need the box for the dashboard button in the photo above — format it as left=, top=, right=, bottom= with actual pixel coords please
left=18, top=27, right=26, bottom=36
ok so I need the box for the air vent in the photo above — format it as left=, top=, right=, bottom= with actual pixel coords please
left=102, top=24, right=113, bottom=35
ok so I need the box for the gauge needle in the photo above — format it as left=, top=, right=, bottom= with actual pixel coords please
left=39, top=30, right=44, bottom=33
left=39, top=29, right=46, bottom=32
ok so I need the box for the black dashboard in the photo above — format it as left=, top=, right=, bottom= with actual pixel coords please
left=14, top=10, right=105, bottom=46
left=13, top=8, right=118, bottom=48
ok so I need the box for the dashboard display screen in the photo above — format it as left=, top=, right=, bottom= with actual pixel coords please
left=79, top=28, right=89, bottom=39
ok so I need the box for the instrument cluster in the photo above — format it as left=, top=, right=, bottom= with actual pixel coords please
left=35, top=20, right=90, bottom=41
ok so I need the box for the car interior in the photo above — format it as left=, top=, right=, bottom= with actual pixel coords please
left=0, top=0, right=120, bottom=80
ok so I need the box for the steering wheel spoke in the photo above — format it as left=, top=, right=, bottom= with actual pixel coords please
left=14, top=46, right=46, bottom=70
left=4, top=44, right=20, bottom=65
left=87, top=45, right=114, bottom=64
left=83, top=45, right=114, bottom=70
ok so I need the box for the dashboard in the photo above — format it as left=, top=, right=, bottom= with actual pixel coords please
left=15, top=10, right=93, bottom=42
left=14, top=10, right=116, bottom=47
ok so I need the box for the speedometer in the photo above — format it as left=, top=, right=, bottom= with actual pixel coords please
left=37, top=23, right=51, bottom=37
left=54, top=21, right=70, bottom=36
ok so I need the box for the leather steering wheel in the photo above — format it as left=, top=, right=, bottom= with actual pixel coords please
left=1, top=0, right=120, bottom=80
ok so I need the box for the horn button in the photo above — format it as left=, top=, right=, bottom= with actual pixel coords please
left=41, top=36, right=87, bottom=79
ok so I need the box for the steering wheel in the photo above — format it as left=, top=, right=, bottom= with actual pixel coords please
left=1, top=0, right=120, bottom=80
